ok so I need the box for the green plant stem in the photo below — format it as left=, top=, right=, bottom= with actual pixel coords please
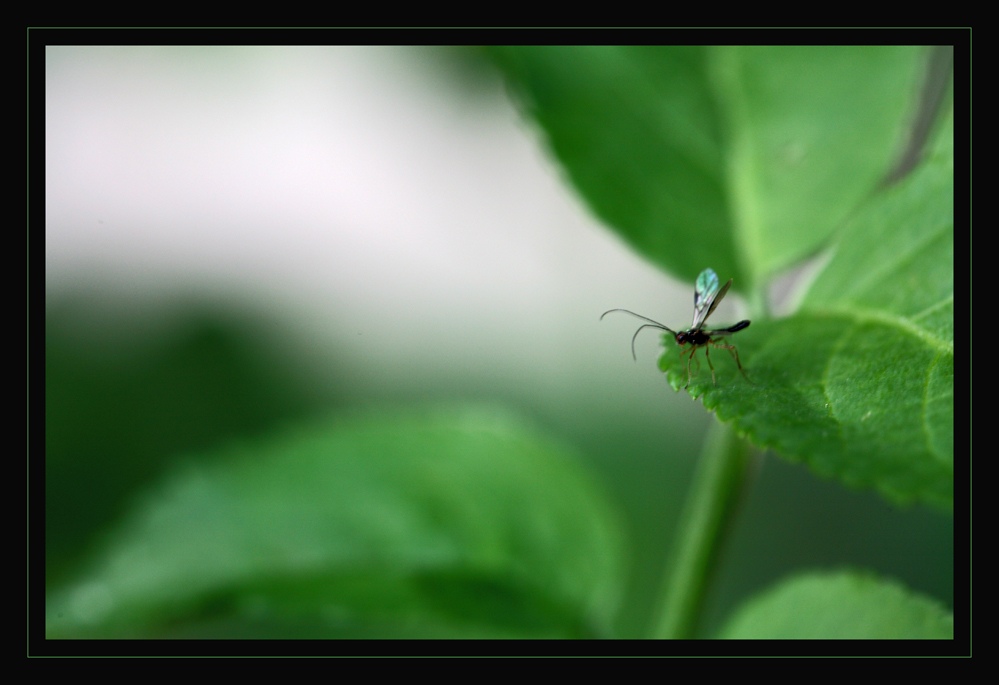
left=651, top=419, right=753, bottom=639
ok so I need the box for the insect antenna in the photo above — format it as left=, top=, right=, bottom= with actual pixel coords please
left=600, top=309, right=676, bottom=361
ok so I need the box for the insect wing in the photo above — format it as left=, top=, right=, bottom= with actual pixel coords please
left=691, top=268, right=730, bottom=331
left=690, top=268, right=719, bottom=329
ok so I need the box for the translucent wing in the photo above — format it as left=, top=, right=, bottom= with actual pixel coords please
left=691, top=268, right=732, bottom=331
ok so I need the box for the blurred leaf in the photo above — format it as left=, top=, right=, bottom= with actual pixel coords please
left=716, top=570, right=953, bottom=639
left=45, top=296, right=338, bottom=586
left=658, top=110, right=953, bottom=509
left=46, top=407, right=626, bottom=638
left=800, top=107, right=954, bottom=339
left=490, top=46, right=924, bottom=288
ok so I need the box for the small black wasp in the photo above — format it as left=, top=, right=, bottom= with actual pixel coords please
left=601, top=268, right=751, bottom=388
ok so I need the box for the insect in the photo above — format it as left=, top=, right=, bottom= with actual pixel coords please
left=601, top=268, right=751, bottom=388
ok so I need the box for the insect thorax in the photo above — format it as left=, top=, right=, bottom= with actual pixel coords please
left=676, top=329, right=711, bottom=346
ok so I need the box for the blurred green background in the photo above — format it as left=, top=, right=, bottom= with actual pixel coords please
left=44, top=46, right=952, bottom=638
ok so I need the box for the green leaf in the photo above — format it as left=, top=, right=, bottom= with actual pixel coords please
left=494, top=46, right=950, bottom=509
left=490, top=46, right=924, bottom=288
left=801, top=106, right=954, bottom=333
left=46, top=407, right=626, bottom=638
left=716, top=570, right=954, bottom=639
left=659, top=111, right=953, bottom=509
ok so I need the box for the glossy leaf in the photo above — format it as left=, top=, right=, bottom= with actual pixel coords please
left=717, top=570, right=954, bottom=639
left=658, top=111, right=953, bottom=509
left=45, top=408, right=626, bottom=638
left=490, top=46, right=924, bottom=289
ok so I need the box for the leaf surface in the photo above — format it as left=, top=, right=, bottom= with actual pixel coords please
left=490, top=46, right=924, bottom=288
left=46, top=408, right=626, bottom=638
left=717, top=570, right=954, bottom=639
left=659, top=112, right=953, bottom=508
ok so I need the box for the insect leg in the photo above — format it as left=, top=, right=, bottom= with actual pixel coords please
left=704, top=344, right=717, bottom=385
left=711, top=341, right=752, bottom=383
left=683, top=346, right=699, bottom=389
